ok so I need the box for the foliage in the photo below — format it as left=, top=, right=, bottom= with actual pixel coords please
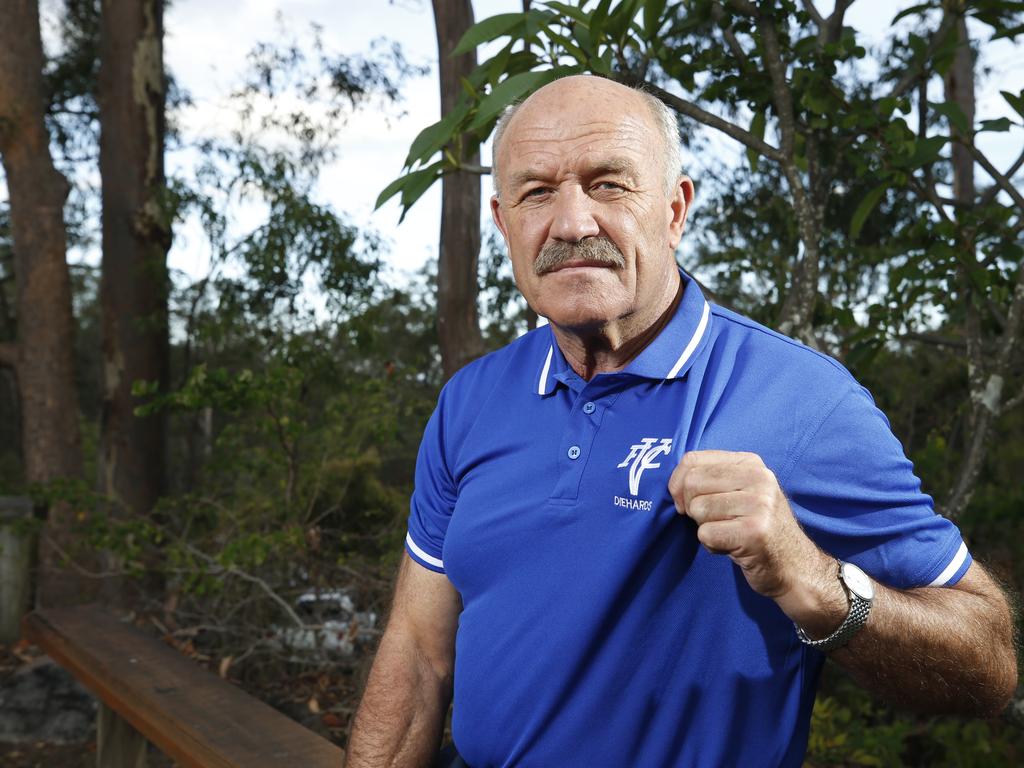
left=808, top=670, right=1024, bottom=766
left=3, top=0, right=1021, bottom=760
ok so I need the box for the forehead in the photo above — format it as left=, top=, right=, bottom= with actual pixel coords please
left=499, top=94, right=660, bottom=185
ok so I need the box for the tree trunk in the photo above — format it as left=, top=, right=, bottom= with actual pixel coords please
left=432, top=0, right=485, bottom=380
left=97, top=0, right=171, bottom=596
left=941, top=6, right=984, bottom=519
left=0, top=0, right=86, bottom=606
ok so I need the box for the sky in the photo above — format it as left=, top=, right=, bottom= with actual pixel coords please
left=106, top=1, right=1024, bottom=284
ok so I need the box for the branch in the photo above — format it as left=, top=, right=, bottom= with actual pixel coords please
left=0, top=341, right=17, bottom=370
left=182, top=542, right=306, bottom=630
left=825, top=0, right=855, bottom=45
left=801, top=0, right=825, bottom=28
left=964, top=141, right=1024, bottom=212
left=725, top=0, right=758, bottom=16
left=1004, top=386, right=1024, bottom=413
left=898, top=332, right=965, bottom=350
left=907, top=175, right=953, bottom=224
left=757, top=12, right=798, bottom=162
left=886, top=12, right=957, bottom=102
left=225, top=565, right=306, bottom=630
left=627, top=79, right=783, bottom=163
left=42, top=533, right=127, bottom=579
left=712, top=3, right=751, bottom=69
left=456, top=163, right=492, bottom=175
left=980, top=147, right=1024, bottom=207
left=995, top=250, right=1024, bottom=373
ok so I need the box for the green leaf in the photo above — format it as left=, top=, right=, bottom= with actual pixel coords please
left=643, top=0, right=668, bottom=36
left=404, top=104, right=467, bottom=167
left=398, top=162, right=445, bottom=220
left=1000, top=89, right=1024, bottom=119
left=929, top=100, right=970, bottom=134
left=542, top=1, right=591, bottom=25
left=374, top=173, right=409, bottom=211
left=892, top=2, right=938, bottom=24
left=850, top=184, right=887, bottom=239
left=978, top=117, right=1014, bottom=132
left=908, top=135, right=947, bottom=166
left=590, top=0, right=614, bottom=39
left=468, top=69, right=571, bottom=131
left=991, top=23, right=1024, bottom=41
left=453, top=13, right=528, bottom=56
left=544, top=28, right=590, bottom=65
left=607, top=0, right=643, bottom=44
left=746, top=110, right=766, bottom=172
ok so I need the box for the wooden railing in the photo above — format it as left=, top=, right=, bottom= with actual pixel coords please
left=22, top=606, right=346, bottom=767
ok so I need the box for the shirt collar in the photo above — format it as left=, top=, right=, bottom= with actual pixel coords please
left=534, top=269, right=713, bottom=396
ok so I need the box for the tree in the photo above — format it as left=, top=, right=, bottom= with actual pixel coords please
left=0, top=0, right=85, bottom=604
left=96, top=0, right=171, bottom=588
left=432, top=0, right=486, bottom=379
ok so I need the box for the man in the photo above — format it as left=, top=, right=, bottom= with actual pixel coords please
left=346, top=76, right=1017, bottom=767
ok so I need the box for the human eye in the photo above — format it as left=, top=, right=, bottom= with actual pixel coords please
left=520, top=186, right=551, bottom=201
left=592, top=180, right=627, bottom=195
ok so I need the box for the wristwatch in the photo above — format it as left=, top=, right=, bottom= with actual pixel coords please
left=795, top=561, right=874, bottom=652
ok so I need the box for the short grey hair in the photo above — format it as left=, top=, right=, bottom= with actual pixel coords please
left=491, top=82, right=683, bottom=197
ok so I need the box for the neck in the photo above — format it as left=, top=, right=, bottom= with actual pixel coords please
left=553, top=273, right=684, bottom=380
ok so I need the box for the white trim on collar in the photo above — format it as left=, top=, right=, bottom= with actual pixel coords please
left=538, top=345, right=554, bottom=395
left=666, top=300, right=710, bottom=379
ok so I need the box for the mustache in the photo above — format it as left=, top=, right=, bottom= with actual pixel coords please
left=533, top=237, right=626, bottom=276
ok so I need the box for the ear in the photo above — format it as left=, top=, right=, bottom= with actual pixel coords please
left=667, top=176, right=695, bottom=250
left=490, top=194, right=510, bottom=241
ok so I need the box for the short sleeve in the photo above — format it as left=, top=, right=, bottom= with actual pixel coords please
left=405, top=393, right=458, bottom=574
left=782, top=386, right=971, bottom=589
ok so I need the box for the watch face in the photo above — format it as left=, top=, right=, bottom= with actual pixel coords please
left=841, top=562, right=875, bottom=600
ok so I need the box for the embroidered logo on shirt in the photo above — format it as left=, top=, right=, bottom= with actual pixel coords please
left=617, top=438, right=673, bottom=496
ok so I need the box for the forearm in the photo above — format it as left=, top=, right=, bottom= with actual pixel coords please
left=786, top=556, right=1018, bottom=717
left=833, top=575, right=1018, bottom=716
left=345, top=627, right=453, bottom=767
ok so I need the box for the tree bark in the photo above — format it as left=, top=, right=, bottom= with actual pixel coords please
left=432, top=0, right=485, bottom=380
left=97, top=0, right=171, bottom=594
left=941, top=5, right=984, bottom=519
left=0, top=0, right=85, bottom=605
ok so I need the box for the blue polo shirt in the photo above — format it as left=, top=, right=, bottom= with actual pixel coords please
left=406, top=273, right=970, bottom=768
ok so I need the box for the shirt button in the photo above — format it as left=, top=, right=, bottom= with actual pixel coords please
left=582, top=401, right=596, bottom=414
left=567, top=445, right=581, bottom=460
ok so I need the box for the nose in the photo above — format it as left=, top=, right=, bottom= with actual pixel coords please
left=548, top=184, right=600, bottom=242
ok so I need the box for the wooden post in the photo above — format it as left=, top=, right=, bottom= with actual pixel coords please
left=0, top=495, right=34, bottom=643
left=97, top=702, right=148, bottom=768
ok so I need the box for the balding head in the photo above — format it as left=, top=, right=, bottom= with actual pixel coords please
left=491, top=75, right=682, bottom=197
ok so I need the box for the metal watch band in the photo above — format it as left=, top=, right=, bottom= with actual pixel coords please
left=794, top=562, right=873, bottom=652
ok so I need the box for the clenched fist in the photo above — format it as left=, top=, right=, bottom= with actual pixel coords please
left=668, top=450, right=846, bottom=635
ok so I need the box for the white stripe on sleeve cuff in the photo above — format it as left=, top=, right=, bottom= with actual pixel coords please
left=928, top=542, right=969, bottom=587
left=406, top=532, right=444, bottom=570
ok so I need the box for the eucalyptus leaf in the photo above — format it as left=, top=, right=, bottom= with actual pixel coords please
left=453, top=13, right=528, bottom=56
left=978, top=117, right=1014, bottom=132
left=468, top=69, right=573, bottom=131
left=1000, top=89, right=1024, bottom=119
left=850, top=184, right=887, bottom=239
left=643, top=0, right=668, bottom=36
left=542, top=1, right=591, bottom=25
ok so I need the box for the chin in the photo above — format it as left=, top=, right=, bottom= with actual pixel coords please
left=540, top=299, right=626, bottom=330
left=529, top=273, right=631, bottom=329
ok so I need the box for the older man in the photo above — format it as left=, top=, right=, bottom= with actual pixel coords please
left=346, top=76, right=1017, bottom=767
